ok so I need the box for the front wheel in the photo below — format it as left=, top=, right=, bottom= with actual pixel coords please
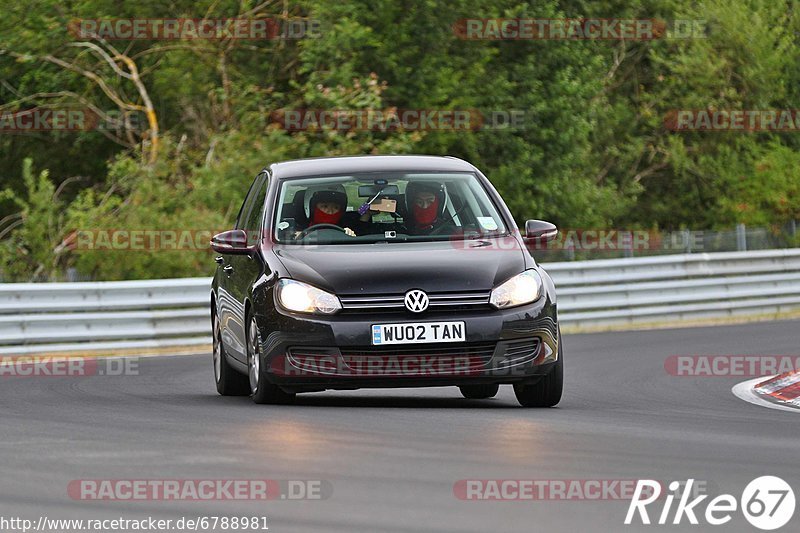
left=459, top=384, right=499, bottom=399
left=513, top=335, right=563, bottom=407
left=248, top=314, right=296, bottom=405
left=213, top=311, right=249, bottom=396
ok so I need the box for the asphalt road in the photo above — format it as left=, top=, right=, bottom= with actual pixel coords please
left=2, top=320, right=798, bottom=533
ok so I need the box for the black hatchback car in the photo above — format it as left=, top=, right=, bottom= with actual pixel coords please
left=210, top=155, right=562, bottom=406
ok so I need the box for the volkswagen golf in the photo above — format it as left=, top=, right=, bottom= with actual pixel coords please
left=210, top=155, right=562, bottom=407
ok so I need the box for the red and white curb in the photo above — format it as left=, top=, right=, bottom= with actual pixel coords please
left=732, top=370, right=800, bottom=413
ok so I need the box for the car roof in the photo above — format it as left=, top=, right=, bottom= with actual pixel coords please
left=269, top=155, right=476, bottom=179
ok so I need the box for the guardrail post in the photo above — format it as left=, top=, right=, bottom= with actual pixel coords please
left=565, top=236, right=575, bottom=261
left=622, top=231, right=633, bottom=258
left=736, top=223, right=747, bottom=251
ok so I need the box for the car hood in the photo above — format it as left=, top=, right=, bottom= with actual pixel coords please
left=271, top=239, right=527, bottom=295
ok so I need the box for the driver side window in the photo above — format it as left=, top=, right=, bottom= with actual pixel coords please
left=236, top=172, right=270, bottom=245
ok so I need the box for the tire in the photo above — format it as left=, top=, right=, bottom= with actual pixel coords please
left=513, top=334, right=563, bottom=407
left=213, top=311, right=249, bottom=396
left=247, top=313, right=296, bottom=405
left=459, top=384, right=499, bottom=399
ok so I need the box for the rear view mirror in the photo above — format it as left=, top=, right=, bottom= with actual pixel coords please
left=211, top=229, right=252, bottom=254
left=525, top=220, right=558, bottom=241
left=358, top=184, right=399, bottom=197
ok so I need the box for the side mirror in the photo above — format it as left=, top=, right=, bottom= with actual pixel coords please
left=525, top=220, right=558, bottom=242
left=211, top=229, right=252, bottom=254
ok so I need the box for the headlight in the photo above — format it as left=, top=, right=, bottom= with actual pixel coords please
left=275, top=279, right=341, bottom=314
left=489, top=270, right=543, bottom=309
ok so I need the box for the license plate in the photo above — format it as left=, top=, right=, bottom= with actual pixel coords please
left=371, top=322, right=466, bottom=345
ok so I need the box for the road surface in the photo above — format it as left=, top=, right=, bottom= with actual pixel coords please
left=1, top=320, right=798, bottom=532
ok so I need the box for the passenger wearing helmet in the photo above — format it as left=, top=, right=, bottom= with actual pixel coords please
left=404, top=181, right=453, bottom=235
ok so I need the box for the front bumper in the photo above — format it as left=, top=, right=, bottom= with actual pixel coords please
left=254, top=294, right=559, bottom=392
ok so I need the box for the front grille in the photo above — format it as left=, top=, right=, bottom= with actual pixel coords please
left=340, top=342, right=497, bottom=376
left=339, top=291, right=491, bottom=312
left=284, top=337, right=541, bottom=376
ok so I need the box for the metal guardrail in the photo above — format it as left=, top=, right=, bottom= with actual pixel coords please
left=0, top=278, right=212, bottom=355
left=550, top=249, right=800, bottom=327
left=1, top=249, right=799, bottom=354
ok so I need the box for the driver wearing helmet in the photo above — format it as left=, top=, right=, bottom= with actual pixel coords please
left=296, top=189, right=357, bottom=237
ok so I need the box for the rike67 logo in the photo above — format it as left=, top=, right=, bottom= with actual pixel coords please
left=626, top=477, right=795, bottom=530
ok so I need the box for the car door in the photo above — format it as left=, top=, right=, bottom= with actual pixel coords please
left=218, top=172, right=266, bottom=363
left=226, top=171, right=270, bottom=363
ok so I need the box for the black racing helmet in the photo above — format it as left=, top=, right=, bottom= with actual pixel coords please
left=404, top=181, right=447, bottom=221
left=309, top=190, right=348, bottom=213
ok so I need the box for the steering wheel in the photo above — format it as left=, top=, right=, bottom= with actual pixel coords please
left=427, top=205, right=468, bottom=236
left=297, top=223, right=347, bottom=238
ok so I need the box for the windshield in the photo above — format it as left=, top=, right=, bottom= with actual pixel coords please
left=273, top=172, right=508, bottom=245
